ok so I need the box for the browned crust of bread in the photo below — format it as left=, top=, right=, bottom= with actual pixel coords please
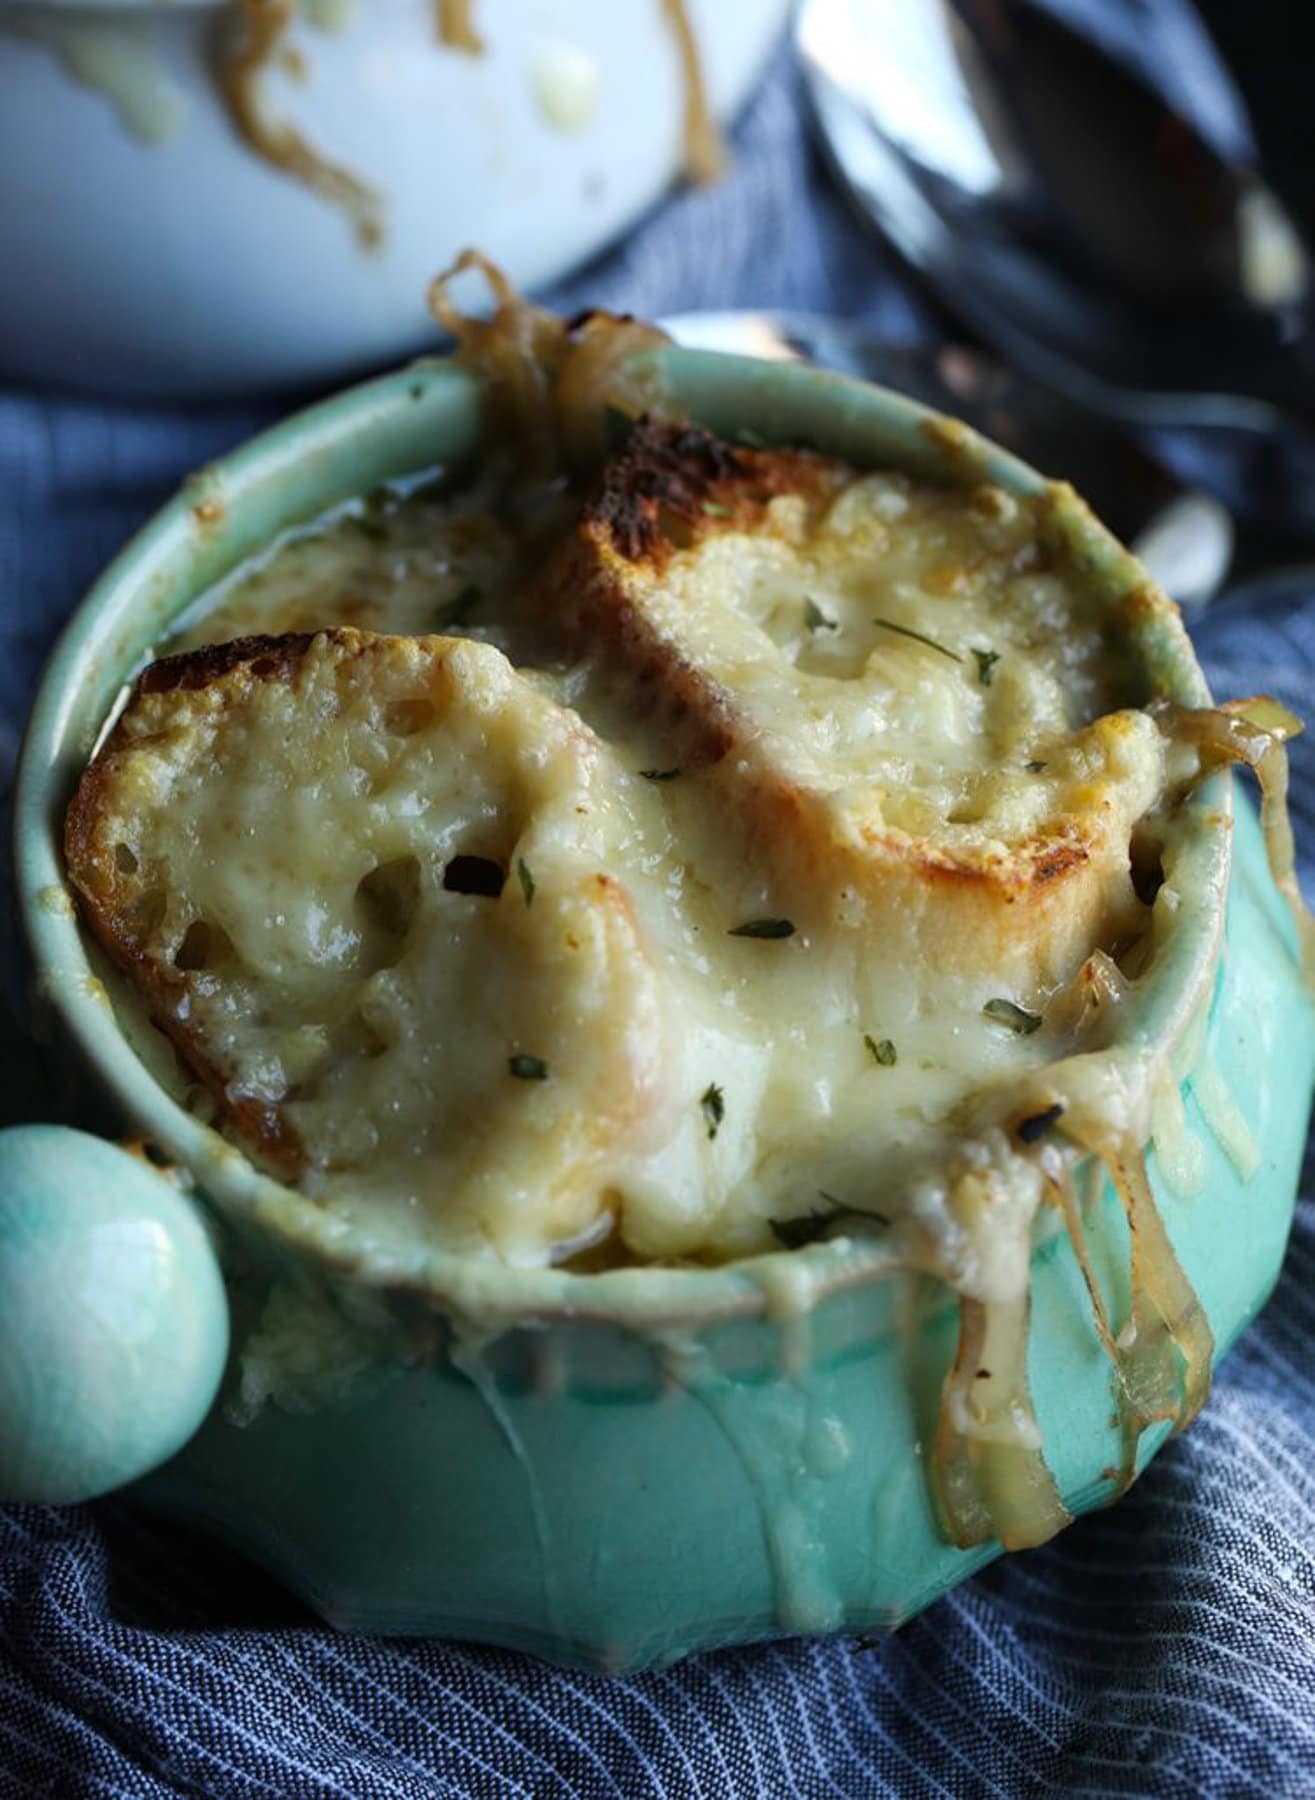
left=548, top=423, right=1134, bottom=980
left=545, top=423, right=845, bottom=776
left=64, top=427, right=1143, bottom=1175
left=588, top=420, right=836, bottom=564
left=64, top=634, right=338, bottom=1176
left=135, top=631, right=319, bottom=697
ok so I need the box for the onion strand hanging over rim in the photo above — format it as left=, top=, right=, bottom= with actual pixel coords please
left=222, top=0, right=384, bottom=250
left=1152, top=695, right=1315, bottom=981
left=427, top=249, right=672, bottom=474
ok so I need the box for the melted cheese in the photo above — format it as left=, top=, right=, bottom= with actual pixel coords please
left=549, top=455, right=1164, bottom=993
left=135, top=460, right=1171, bottom=1268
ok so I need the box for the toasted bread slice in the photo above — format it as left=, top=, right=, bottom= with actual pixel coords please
left=543, top=421, right=1165, bottom=991
left=65, top=628, right=670, bottom=1260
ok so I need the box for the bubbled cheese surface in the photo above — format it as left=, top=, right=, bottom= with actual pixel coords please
left=104, top=453, right=1169, bottom=1266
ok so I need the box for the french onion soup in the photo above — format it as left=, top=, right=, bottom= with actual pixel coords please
left=63, top=261, right=1312, bottom=1552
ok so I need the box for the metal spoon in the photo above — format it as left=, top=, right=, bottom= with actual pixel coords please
left=662, top=306, right=1233, bottom=606
left=796, top=0, right=1315, bottom=529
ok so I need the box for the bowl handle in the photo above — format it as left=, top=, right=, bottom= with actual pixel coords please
left=0, top=1125, right=229, bottom=1505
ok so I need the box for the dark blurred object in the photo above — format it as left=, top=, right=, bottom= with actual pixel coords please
left=0, top=998, right=64, bottom=1130
left=1190, top=0, right=1315, bottom=254
left=798, top=0, right=1315, bottom=532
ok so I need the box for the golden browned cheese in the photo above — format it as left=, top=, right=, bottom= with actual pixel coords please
left=68, top=421, right=1182, bottom=1275
left=544, top=421, right=1165, bottom=994
left=67, top=630, right=669, bottom=1262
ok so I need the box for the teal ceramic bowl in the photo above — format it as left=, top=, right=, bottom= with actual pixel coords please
left=9, top=349, right=1315, bottom=1672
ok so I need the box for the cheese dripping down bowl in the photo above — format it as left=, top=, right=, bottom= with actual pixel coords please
left=0, top=0, right=787, bottom=396
left=11, top=263, right=1315, bottom=1672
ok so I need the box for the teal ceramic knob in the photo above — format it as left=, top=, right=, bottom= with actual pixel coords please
left=0, top=1125, right=229, bottom=1504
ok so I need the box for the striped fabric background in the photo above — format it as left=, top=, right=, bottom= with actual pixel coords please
left=4, top=17, right=1315, bottom=1796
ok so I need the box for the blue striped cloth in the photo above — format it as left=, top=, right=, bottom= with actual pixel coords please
left=5, top=22, right=1315, bottom=1799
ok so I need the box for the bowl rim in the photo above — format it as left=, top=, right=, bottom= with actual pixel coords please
left=14, top=345, right=1229, bottom=1328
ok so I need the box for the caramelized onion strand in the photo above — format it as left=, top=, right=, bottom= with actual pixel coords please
left=223, top=0, right=384, bottom=248
left=1060, top=1123, right=1215, bottom=1491
left=1153, top=697, right=1315, bottom=982
left=436, top=0, right=483, bottom=53
left=427, top=251, right=671, bottom=476
left=661, top=0, right=726, bottom=183
left=933, top=1294, right=1070, bottom=1551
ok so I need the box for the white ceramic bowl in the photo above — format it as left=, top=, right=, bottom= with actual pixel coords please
left=0, top=0, right=787, bottom=396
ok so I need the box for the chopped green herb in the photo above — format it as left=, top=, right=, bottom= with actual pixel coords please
left=701, top=500, right=732, bottom=518
left=1016, top=1102, right=1064, bottom=1144
left=1025, top=759, right=1049, bottom=774
left=871, top=616, right=962, bottom=663
left=728, top=918, right=796, bottom=940
left=516, top=858, right=535, bottom=908
left=983, top=997, right=1043, bottom=1035
left=409, top=382, right=425, bottom=401
left=770, top=1207, right=836, bottom=1250
left=737, top=426, right=768, bottom=449
left=851, top=1636, right=884, bottom=1653
left=639, top=767, right=681, bottom=782
left=804, top=597, right=838, bottom=633
left=508, top=1053, right=549, bottom=1081
left=865, top=1034, right=897, bottom=1067
left=700, top=1082, right=725, bottom=1141
left=435, top=584, right=482, bottom=629
left=972, top=647, right=1000, bottom=686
